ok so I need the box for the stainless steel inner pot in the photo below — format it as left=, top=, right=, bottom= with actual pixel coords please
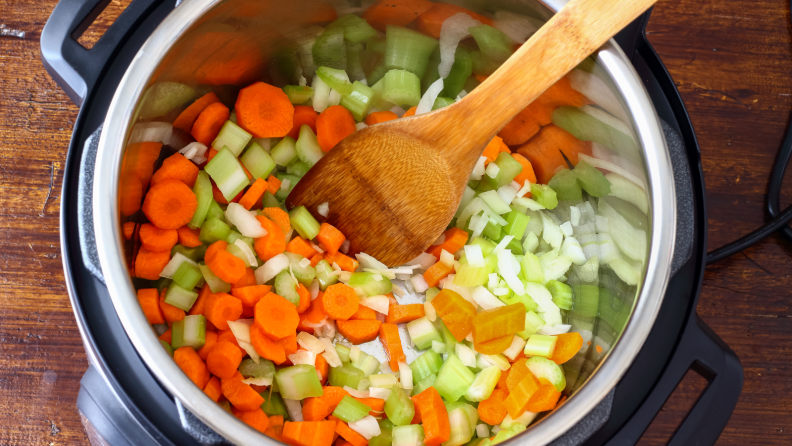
left=93, top=0, right=676, bottom=443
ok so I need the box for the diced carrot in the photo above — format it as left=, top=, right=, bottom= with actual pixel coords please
left=233, top=407, right=271, bottom=434
left=266, top=175, right=282, bottom=195
left=296, top=283, right=312, bottom=314
left=174, top=346, right=210, bottom=388
left=151, top=153, right=200, bottom=189
left=364, top=110, right=398, bottom=126
left=310, top=252, right=324, bottom=267
left=177, top=225, right=203, bottom=248
left=298, top=296, right=328, bottom=334
left=350, top=305, right=377, bottom=321
left=173, top=92, right=221, bottom=133
left=159, top=289, right=186, bottom=323
left=353, top=397, right=386, bottom=416
left=431, top=289, right=476, bottom=341
left=142, top=179, right=198, bottom=230
left=250, top=323, right=287, bottom=364
left=516, top=124, right=592, bottom=184
left=422, top=261, right=454, bottom=288
left=337, top=319, right=382, bottom=344
left=415, top=3, right=492, bottom=38
left=197, top=331, right=219, bottom=360
left=191, top=101, right=230, bottom=146
left=321, top=284, right=360, bottom=321
left=207, top=340, right=245, bottom=379
left=315, top=352, right=330, bottom=384
left=472, top=304, right=526, bottom=344
left=265, top=415, right=285, bottom=442
left=288, top=105, right=319, bottom=139
left=316, top=105, right=356, bottom=153
left=504, top=371, right=540, bottom=419
left=330, top=416, right=368, bottom=446
left=139, top=223, right=178, bottom=253
left=316, top=223, right=346, bottom=255
left=511, top=153, right=537, bottom=188
left=232, top=267, right=258, bottom=288
left=282, top=420, right=337, bottom=446
left=506, top=358, right=530, bottom=392
left=474, top=334, right=514, bottom=355
left=551, top=332, right=584, bottom=365
left=123, top=222, right=136, bottom=240
left=231, top=285, right=272, bottom=308
left=204, top=293, right=243, bottom=331
left=287, top=236, right=320, bottom=259
left=238, top=177, right=268, bottom=210
left=411, top=386, right=450, bottom=446
left=302, top=387, right=349, bottom=421
left=255, top=292, right=300, bottom=339
left=477, top=388, right=508, bottom=425
left=221, top=371, right=265, bottom=411
left=426, top=227, right=469, bottom=259
left=206, top=249, right=247, bottom=284
left=481, top=135, right=508, bottom=165
left=207, top=147, right=218, bottom=163
left=496, top=366, right=509, bottom=389
left=138, top=288, right=165, bottom=325
left=403, top=106, right=418, bottom=117
left=135, top=247, right=171, bottom=280
left=525, top=380, right=562, bottom=413
left=119, top=174, right=144, bottom=217
left=204, top=375, right=222, bottom=402
left=236, top=82, right=295, bottom=138
left=121, top=141, right=162, bottom=189
left=158, top=328, right=172, bottom=343
left=379, top=323, right=406, bottom=371
left=254, top=215, right=287, bottom=262
left=385, top=304, right=425, bottom=324
left=261, top=207, right=291, bottom=234
left=205, top=240, right=229, bottom=263
left=363, top=0, right=433, bottom=31
left=218, top=328, right=245, bottom=355
left=324, top=251, right=358, bottom=272
left=498, top=106, right=542, bottom=146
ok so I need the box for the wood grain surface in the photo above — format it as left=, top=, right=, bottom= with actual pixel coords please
left=0, top=0, right=789, bottom=444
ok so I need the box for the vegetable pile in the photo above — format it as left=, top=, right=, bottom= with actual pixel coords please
left=121, top=0, right=650, bottom=444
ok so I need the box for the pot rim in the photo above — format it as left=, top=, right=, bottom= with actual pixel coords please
left=93, top=0, right=676, bottom=444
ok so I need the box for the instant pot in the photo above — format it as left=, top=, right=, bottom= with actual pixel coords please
left=41, top=0, right=743, bottom=444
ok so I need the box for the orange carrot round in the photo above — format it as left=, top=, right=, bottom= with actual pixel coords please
left=385, top=304, right=425, bottom=324
left=286, top=236, right=319, bottom=259
left=233, top=407, right=271, bottom=434
left=142, top=179, right=198, bottom=230
left=261, top=207, right=291, bottom=234
left=120, top=173, right=143, bottom=217
left=123, top=221, right=136, bottom=240
left=253, top=215, right=286, bottom=262
left=316, top=105, right=356, bottom=153
left=363, top=0, right=433, bottom=31
left=364, top=110, right=398, bottom=126
left=204, top=293, right=243, bottom=330
left=477, top=388, right=508, bottom=425
left=139, top=223, right=178, bottom=253
left=135, top=248, right=171, bottom=280
left=197, top=330, right=219, bottom=360
left=177, top=225, right=203, bottom=247
left=474, top=333, right=514, bottom=355
left=206, top=249, right=247, bottom=284
left=337, top=319, right=382, bottom=344
left=221, top=371, right=265, bottom=411
left=159, top=288, right=186, bottom=323
left=191, top=101, right=230, bottom=145
left=205, top=240, right=229, bottom=263
left=278, top=334, right=298, bottom=357
left=551, top=332, right=584, bottom=364
left=254, top=292, right=300, bottom=340
left=203, top=375, right=222, bottom=402
left=321, top=284, right=359, bottom=321
left=250, top=322, right=287, bottom=364
left=235, top=81, right=294, bottom=138
left=232, top=267, right=258, bottom=289
left=525, top=382, right=561, bottom=413
left=231, top=284, right=272, bottom=308
left=403, top=106, right=418, bottom=117
left=207, top=340, right=245, bottom=379
left=287, top=105, right=319, bottom=139
left=137, top=288, right=165, bottom=325
left=217, top=328, right=245, bottom=355
left=174, top=346, right=210, bottom=388
left=506, top=358, right=530, bottom=393
left=151, top=153, right=200, bottom=189
left=350, top=304, right=377, bottom=321
left=121, top=141, right=162, bottom=189
left=316, top=223, right=346, bottom=255
left=173, top=92, right=221, bottom=133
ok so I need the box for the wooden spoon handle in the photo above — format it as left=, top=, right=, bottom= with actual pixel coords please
left=446, top=0, right=657, bottom=148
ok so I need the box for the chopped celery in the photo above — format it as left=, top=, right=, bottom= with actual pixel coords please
left=572, top=284, right=599, bottom=318
left=262, top=191, right=282, bottom=209
left=523, top=334, right=558, bottom=358
left=367, top=59, right=389, bottom=86
left=385, top=387, right=415, bottom=426
left=348, top=272, right=392, bottom=296
left=334, top=395, right=372, bottom=422
left=464, top=366, right=501, bottom=402
left=241, top=142, right=276, bottom=180
left=329, top=363, right=366, bottom=388
left=199, top=263, right=231, bottom=293
left=442, top=48, right=473, bottom=98
left=482, top=220, right=502, bottom=241
left=384, top=26, right=438, bottom=78
left=422, top=47, right=441, bottom=95
left=469, top=237, right=497, bottom=256
left=520, top=311, right=545, bottom=338
left=335, top=344, right=351, bottom=363
left=464, top=76, right=481, bottom=92
left=436, top=319, right=458, bottom=353
left=341, top=81, right=376, bottom=121
left=491, top=425, right=526, bottom=445
left=295, top=125, right=324, bottom=168
left=261, top=391, right=289, bottom=418
left=225, top=230, right=253, bottom=247
left=392, top=425, right=424, bottom=446
left=206, top=200, right=224, bottom=222
left=275, top=173, right=300, bottom=201
left=317, top=66, right=353, bottom=95
left=382, top=69, right=422, bottom=107
left=275, top=364, right=323, bottom=399
left=479, top=190, right=511, bottom=215
left=370, top=419, right=394, bottom=446
left=171, top=314, right=206, bottom=349
left=199, top=218, right=231, bottom=244
left=160, top=340, right=174, bottom=356
left=500, top=292, right=537, bottom=312
left=272, top=46, right=300, bottom=86
left=239, top=358, right=275, bottom=379
left=504, top=210, right=529, bottom=240
left=351, top=351, right=382, bottom=377
left=406, top=317, right=442, bottom=350
left=525, top=356, right=566, bottom=391
left=432, top=96, right=455, bottom=110
left=434, top=354, right=476, bottom=402
left=469, top=25, right=513, bottom=65
left=204, top=147, right=250, bottom=201
left=493, top=152, right=523, bottom=187
left=189, top=171, right=213, bottom=229
left=425, top=287, right=441, bottom=302
left=212, top=120, right=252, bottom=156
left=470, top=50, right=500, bottom=76
left=530, top=184, right=558, bottom=209
left=411, top=373, right=436, bottom=396
left=285, top=252, right=316, bottom=285
left=172, top=262, right=203, bottom=290
left=155, top=277, right=171, bottom=293
left=164, top=283, right=199, bottom=311
left=283, top=85, right=314, bottom=105
left=289, top=206, right=321, bottom=239
left=552, top=106, right=638, bottom=158
left=409, top=350, right=443, bottom=381
left=574, top=160, right=612, bottom=197
left=271, top=136, right=299, bottom=166
left=346, top=42, right=367, bottom=82
left=520, top=252, right=544, bottom=284
left=367, top=37, right=386, bottom=54
left=547, top=280, right=573, bottom=310
left=275, top=270, right=300, bottom=306
left=549, top=169, right=582, bottom=201
left=171, top=243, right=206, bottom=264
left=444, top=402, right=478, bottom=446
left=287, top=160, right=310, bottom=177
left=328, top=14, right=378, bottom=44
left=137, top=82, right=194, bottom=119
left=497, top=233, right=523, bottom=255
left=313, top=27, right=347, bottom=71
left=370, top=78, right=395, bottom=111
left=316, top=259, right=339, bottom=291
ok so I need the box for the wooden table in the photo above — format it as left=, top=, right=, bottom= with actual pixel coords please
left=0, top=0, right=789, bottom=444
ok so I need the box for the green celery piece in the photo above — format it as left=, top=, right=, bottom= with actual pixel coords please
left=453, top=262, right=489, bottom=287
left=335, top=344, right=351, bottom=363
left=313, top=27, right=347, bottom=70
left=464, top=366, right=501, bottom=402
left=524, top=334, right=558, bottom=358
left=597, top=287, right=630, bottom=332
left=328, top=14, right=378, bottom=44
left=392, top=425, right=424, bottom=446
left=155, top=277, right=172, bottom=293
left=206, top=200, right=224, bottom=222
left=239, top=358, right=275, bottom=379
left=574, top=160, right=612, bottom=197
left=285, top=252, right=316, bottom=285
left=546, top=280, right=573, bottom=310
left=317, top=66, right=354, bottom=95
left=367, top=37, right=386, bottom=54
left=435, top=319, right=458, bottom=353
left=226, top=230, right=253, bottom=247
left=274, top=173, right=300, bottom=201
left=572, top=284, right=599, bottom=318
left=286, top=160, right=310, bottom=177
left=204, top=147, right=250, bottom=201
left=493, top=152, right=523, bottom=187
left=530, top=184, right=558, bottom=209
left=411, top=373, right=436, bottom=396
left=482, top=220, right=501, bottom=240
left=189, top=171, right=213, bottom=229
left=366, top=59, right=389, bottom=86
left=517, top=310, right=545, bottom=338
left=262, top=191, right=282, bottom=209
left=444, top=402, right=477, bottom=446
left=329, top=363, right=366, bottom=388
left=442, top=47, right=473, bottom=98
left=469, top=25, right=513, bottom=64
left=525, top=356, right=566, bottom=391
left=260, top=390, right=289, bottom=418
left=171, top=314, right=206, bottom=349
left=500, top=292, right=537, bottom=312
left=334, top=395, right=372, bottom=422
left=370, top=419, right=394, bottom=446
left=137, top=82, right=194, bottom=119
left=226, top=243, right=253, bottom=267
left=283, top=85, right=314, bottom=105
left=271, top=136, right=299, bottom=166
left=241, top=142, right=276, bottom=180
left=212, top=120, right=252, bottom=156
left=504, top=210, right=529, bottom=240
left=289, top=206, right=321, bottom=239
left=409, top=350, right=443, bottom=381
left=275, top=364, right=324, bottom=399
left=499, top=235, right=523, bottom=255
left=475, top=175, right=497, bottom=193
left=406, top=317, right=442, bottom=350
left=173, top=262, right=203, bottom=290
left=469, top=237, right=496, bottom=256
left=160, top=340, right=174, bottom=357
left=340, top=81, right=376, bottom=121
left=549, top=169, right=583, bottom=201
left=470, top=50, right=500, bottom=76
left=491, top=425, right=526, bottom=445
left=432, top=97, right=455, bottom=110
left=382, top=69, right=422, bottom=108
left=198, top=263, right=231, bottom=293
left=384, top=25, right=439, bottom=78
left=164, top=283, right=199, bottom=312
left=316, top=259, right=339, bottom=291
left=346, top=42, right=367, bottom=82
left=552, top=106, right=639, bottom=157
left=385, top=387, right=415, bottom=426
left=520, top=252, right=544, bottom=284
left=422, top=47, right=441, bottom=95
left=369, top=78, right=395, bottom=111
left=348, top=272, right=392, bottom=296
left=434, top=354, right=476, bottom=402
left=295, top=125, right=324, bottom=167
left=351, top=351, right=381, bottom=376
left=272, top=46, right=301, bottom=86
left=464, top=75, right=481, bottom=93
left=425, top=287, right=440, bottom=301
left=199, top=218, right=231, bottom=244
left=274, top=270, right=300, bottom=306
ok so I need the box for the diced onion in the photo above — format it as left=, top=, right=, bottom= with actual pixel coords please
left=328, top=89, right=342, bottom=106
left=497, top=249, right=524, bottom=295
left=432, top=233, right=446, bottom=246
left=471, top=156, right=487, bottom=180
left=315, top=320, right=337, bottom=339
left=502, top=335, right=527, bottom=360
left=356, top=253, right=388, bottom=270
left=340, top=240, right=351, bottom=254
left=493, top=288, right=509, bottom=296
left=311, top=243, right=325, bottom=253
left=568, top=69, right=631, bottom=125
left=392, top=284, right=406, bottom=298
left=471, top=213, right=489, bottom=238
left=424, top=302, right=437, bottom=321
left=309, top=279, right=321, bottom=300
left=471, top=286, right=505, bottom=310
left=487, top=273, right=499, bottom=290
left=355, top=122, right=368, bottom=131
left=539, top=324, right=572, bottom=335
left=225, top=203, right=268, bottom=238
left=439, top=249, right=454, bottom=267
left=234, top=239, right=258, bottom=267
left=390, top=106, right=407, bottom=117
left=228, top=319, right=254, bottom=343
left=410, top=274, right=430, bottom=294
left=485, top=163, right=500, bottom=178
left=496, top=185, right=517, bottom=206
left=399, top=361, right=413, bottom=389
left=439, top=13, right=482, bottom=77
left=320, top=338, right=343, bottom=367
left=562, top=236, right=587, bottom=265
left=297, top=332, right=326, bottom=354
left=516, top=180, right=532, bottom=198
left=344, top=386, right=371, bottom=398
left=560, top=222, right=573, bottom=237
left=350, top=346, right=361, bottom=363
left=255, top=253, right=290, bottom=285
left=241, top=376, right=273, bottom=386
left=128, top=121, right=173, bottom=145
left=570, top=206, right=581, bottom=226
left=288, top=349, right=316, bottom=366
left=476, top=424, right=490, bottom=438
left=579, top=153, right=645, bottom=189
left=159, top=253, right=197, bottom=278
left=512, top=196, right=545, bottom=211
left=281, top=179, right=291, bottom=191
left=432, top=340, right=446, bottom=353
left=360, top=295, right=390, bottom=314
left=284, top=399, right=303, bottom=422
left=409, top=252, right=437, bottom=270
left=368, top=387, right=391, bottom=400
left=416, top=78, right=444, bottom=115
left=179, top=141, right=208, bottom=161
left=464, top=244, right=484, bottom=268
left=349, top=416, right=381, bottom=440
left=456, top=343, right=477, bottom=368
left=492, top=235, right=514, bottom=255
left=312, top=74, right=330, bottom=112
left=317, top=202, right=330, bottom=217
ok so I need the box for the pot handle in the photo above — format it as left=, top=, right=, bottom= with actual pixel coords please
left=40, top=0, right=161, bottom=106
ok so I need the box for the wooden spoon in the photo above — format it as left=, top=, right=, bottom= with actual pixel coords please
left=287, top=0, right=657, bottom=266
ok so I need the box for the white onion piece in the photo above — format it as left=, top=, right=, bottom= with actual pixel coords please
left=392, top=283, right=406, bottom=298
left=476, top=424, right=490, bottom=438
left=368, top=387, right=391, bottom=400
left=255, top=253, right=290, bottom=285
left=356, top=253, right=388, bottom=270
left=317, top=202, right=330, bottom=217
left=471, top=286, right=505, bottom=310
left=492, top=235, right=514, bottom=256
left=456, top=343, right=477, bottom=367
left=289, top=349, right=316, bottom=366
left=570, top=206, right=581, bottom=226
left=297, top=332, right=326, bottom=354
left=320, top=338, right=343, bottom=367
left=512, top=196, right=546, bottom=211
left=432, top=340, right=446, bottom=353
left=179, top=141, right=208, bottom=161
left=311, top=243, right=325, bottom=254
left=228, top=319, right=254, bottom=343
left=284, top=399, right=304, bottom=422
left=328, top=89, right=342, bottom=106
left=410, top=274, right=429, bottom=294
left=497, top=249, right=524, bottom=295
left=225, top=203, right=268, bottom=238
left=349, top=416, right=381, bottom=440
left=502, top=335, right=527, bottom=360
left=241, top=376, right=272, bottom=386
left=190, top=155, right=207, bottom=164
left=315, top=320, right=337, bottom=338
left=416, top=78, right=444, bottom=115
left=159, top=253, right=197, bottom=278
left=471, top=156, right=487, bottom=180
left=464, top=244, right=484, bottom=268
left=409, top=252, right=437, bottom=270
left=424, top=302, right=437, bottom=322
left=560, top=222, right=573, bottom=237
left=399, top=361, right=413, bottom=389
left=128, top=121, right=173, bottom=145
left=562, top=236, right=587, bottom=265
left=390, top=106, right=407, bottom=117
left=344, top=386, right=371, bottom=398
left=539, top=324, right=572, bottom=335
left=568, top=69, right=631, bottom=125
left=439, top=249, right=454, bottom=267
left=497, top=185, right=517, bottom=206
left=360, top=295, right=390, bottom=314
left=309, top=279, right=321, bottom=300
left=492, top=10, right=539, bottom=44
left=439, top=13, right=482, bottom=77
left=356, top=122, right=369, bottom=131
left=281, top=179, right=291, bottom=191
left=350, top=346, right=361, bottom=363
left=234, top=239, right=258, bottom=267
left=493, top=288, right=509, bottom=296
left=432, top=233, right=446, bottom=246
left=579, top=153, right=645, bottom=190
left=485, top=163, right=500, bottom=178
left=541, top=213, right=564, bottom=249
left=516, top=180, right=532, bottom=198
left=312, top=74, right=330, bottom=112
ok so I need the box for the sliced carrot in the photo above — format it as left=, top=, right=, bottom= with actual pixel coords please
left=472, top=304, right=526, bottom=344
left=422, top=261, right=454, bottom=288
left=197, top=331, right=219, bottom=360
left=231, top=284, right=272, bottom=308
left=385, top=304, right=425, bottom=324
left=250, top=322, right=287, bottom=364
left=151, top=153, right=200, bottom=189
left=122, top=141, right=162, bottom=189
left=282, top=420, right=337, bottom=446
left=298, top=296, right=329, bottom=334
left=158, top=328, right=172, bottom=343
left=516, top=124, right=592, bottom=184
left=123, top=221, right=136, bottom=240
left=411, top=386, right=450, bottom=446
left=204, top=375, right=222, bottom=402
left=138, top=288, right=165, bottom=325
left=525, top=380, right=562, bottom=413
left=204, top=292, right=243, bottom=331
left=218, top=328, right=245, bottom=354
left=192, top=101, right=230, bottom=146
left=287, top=236, right=319, bottom=259
left=363, top=0, right=433, bottom=31
left=310, top=252, right=324, bottom=267
left=498, top=105, right=542, bottom=146
left=261, top=207, right=291, bottom=234
left=173, top=92, right=221, bottom=133
left=237, top=177, right=267, bottom=210
left=302, top=386, right=349, bottom=421
left=431, top=289, right=476, bottom=341
left=551, top=332, right=584, bottom=365
left=477, top=388, right=508, bottom=425
left=415, top=3, right=492, bottom=39
left=504, top=371, right=540, bottom=419
left=330, top=416, right=368, bottom=446
left=474, top=334, right=514, bottom=355
left=316, top=223, right=346, bottom=255
left=481, top=135, right=507, bottom=165
left=353, top=397, right=385, bottom=416
left=174, top=346, right=210, bottom=388
left=426, top=227, right=469, bottom=259
left=232, top=267, right=258, bottom=288
left=233, top=407, right=270, bottom=434
left=265, top=415, right=285, bottom=442
left=159, top=289, right=186, bottom=323
left=206, top=249, right=247, bottom=284
left=221, top=371, right=266, bottom=411
left=142, top=179, right=198, bottom=230
left=403, top=106, right=418, bottom=117
left=379, top=323, right=406, bottom=371
left=266, top=175, right=282, bottom=195
left=506, top=358, right=530, bottom=392
left=324, top=251, right=358, bottom=272
left=207, top=147, right=219, bottom=163
left=135, top=247, right=171, bottom=280
left=350, top=305, right=377, bottom=321
left=254, top=215, right=287, bottom=262
left=296, top=283, right=312, bottom=314
left=205, top=240, right=229, bottom=263
left=235, top=81, right=294, bottom=138
left=511, top=153, right=537, bottom=188
left=321, top=284, right=359, bottom=321
left=207, top=340, right=245, bottom=379
left=177, top=225, right=203, bottom=248
left=364, top=110, right=398, bottom=126
left=316, top=105, right=356, bottom=153
left=139, top=223, right=178, bottom=253
left=255, top=292, right=300, bottom=339
left=288, top=105, right=319, bottom=139
left=315, top=352, right=330, bottom=385
left=337, top=319, right=382, bottom=344
left=496, top=366, right=509, bottom=389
